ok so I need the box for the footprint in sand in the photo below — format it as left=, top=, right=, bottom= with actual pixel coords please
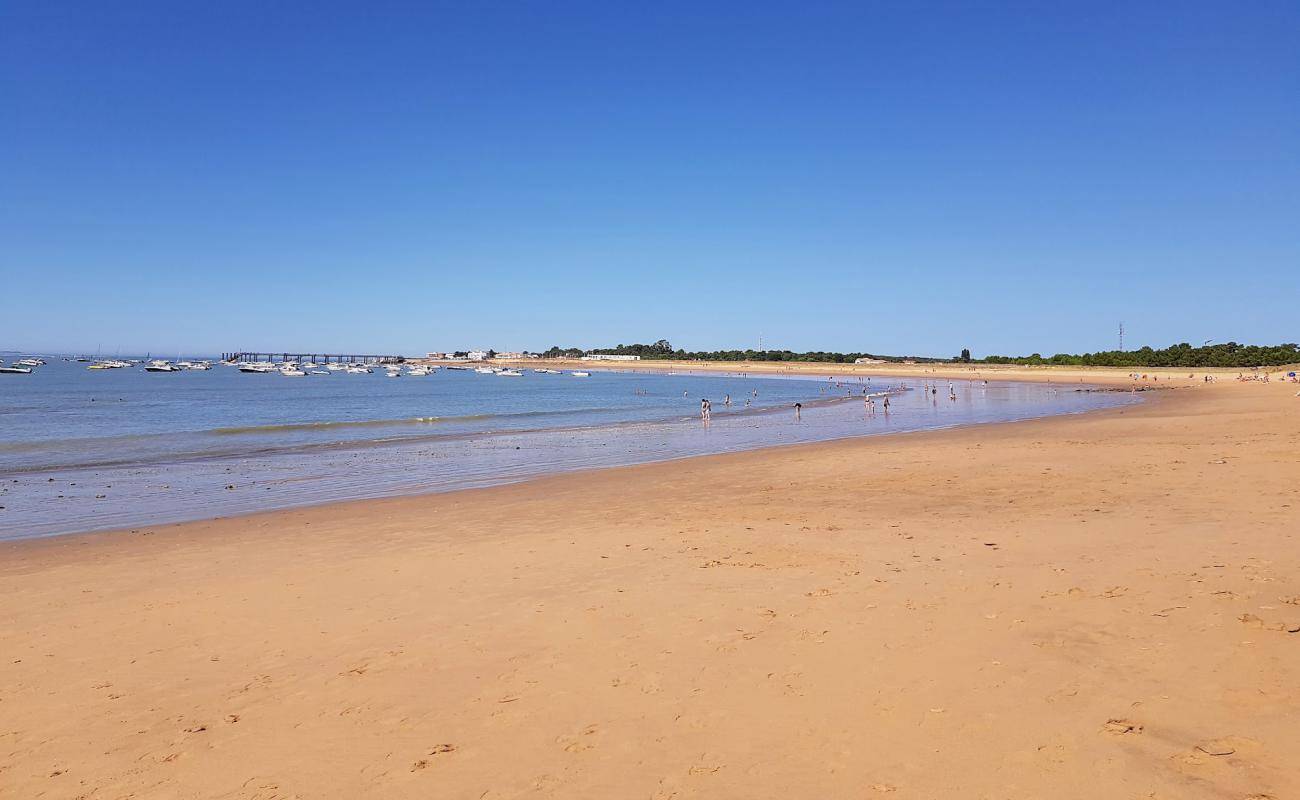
left=1239, top=613, right=1300, bottom=633
left=1103, top=718, right=1143, bottom=735
left=411, top=744, right=457, bottom=770
left=557, top=725, right=599, bottom=752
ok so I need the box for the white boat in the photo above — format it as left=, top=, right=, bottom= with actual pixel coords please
left=280, top=368, right=306, bottom=377
left=15, top=358, right=45, bottom=367
left=497, top=369, right=524, bottom=377
left=385, top=370, right=401, bottom=378
left=534, top=368, right=561, bottom=374
left=0, top=365, right=32, bottom=374
left=145, top=361, right=181, bottom=372
left=309, top=370, right=330, bottom=375
left=240, top=363, right=276, bottom=373
left=326, top=364, right=347, bottom=371
left=474, top=366, right=496, bottom=374
left=346, top=366, right=371, bottom=374
left=571, top=371, right=590, bottom=377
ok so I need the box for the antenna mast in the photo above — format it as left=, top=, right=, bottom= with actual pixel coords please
left=1118, top=322, right=1125, bottom=352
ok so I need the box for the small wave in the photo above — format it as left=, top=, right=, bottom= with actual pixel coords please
left=206, top=407, right=625, bottom=436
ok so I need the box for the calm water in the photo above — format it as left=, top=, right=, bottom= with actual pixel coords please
left=0, top=358, right=1138, bottom=539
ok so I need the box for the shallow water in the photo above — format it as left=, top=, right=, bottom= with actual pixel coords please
left=0, top=358, right=1138, bottom=539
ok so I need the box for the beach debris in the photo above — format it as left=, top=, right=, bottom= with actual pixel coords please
left=225, top=484, right=236, bottom=490
left=1151, top=606, right=1187, bottom=617
left=1195, top=740, right=1236, bottom=756
left=184, top=724, right=207, bottom=734
left=1103, top=718, right=1143, bottom=735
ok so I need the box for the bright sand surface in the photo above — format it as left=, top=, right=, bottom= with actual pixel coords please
left=2, top=370, right=1298, bottom=799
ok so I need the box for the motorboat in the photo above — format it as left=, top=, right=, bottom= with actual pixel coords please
left=571, top=371, right=590, bottom=377
left=240, top=363, right=277, bottom=373
left=534, top=368, right=562, bottom=374
left=280, top=367, right=307, bottom=377
left=474, top=366, right=496, bottom=374
left=346, top=366, right=372, bottom=374
left=15, top=358, right=45, bottom=367
left=0, top=364, right=32, bottom=374
left=145, top=361, right=182, bottom=372
left=497, top=369, right=524, bottom=377
left=309, top=370, right=330, bottom=375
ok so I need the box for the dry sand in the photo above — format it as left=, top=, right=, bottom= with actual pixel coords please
left=2, top=374, right=1298, bottom=799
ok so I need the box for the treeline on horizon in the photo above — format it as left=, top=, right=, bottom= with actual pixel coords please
left=536, top=340, right=1300, bottom=368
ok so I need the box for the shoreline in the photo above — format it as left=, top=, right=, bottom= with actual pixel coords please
left=2, top=379, right=1297, bottom=798
left=456, top=356, right=1293, bottom=387
left=2, top=378, right=1137, bottom=542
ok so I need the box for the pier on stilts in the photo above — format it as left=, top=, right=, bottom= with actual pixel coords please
left=222, top=352, right=405, bottom=365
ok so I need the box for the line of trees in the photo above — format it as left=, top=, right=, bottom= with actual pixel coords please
left=982, top=342, right=1299, bottom=368
left=542, top=340, right=947, bottom=364
left=538, top=340, right=1298, bottom=369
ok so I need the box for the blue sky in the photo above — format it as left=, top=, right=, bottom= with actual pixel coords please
left=2, top=0, right=1296, bottom=357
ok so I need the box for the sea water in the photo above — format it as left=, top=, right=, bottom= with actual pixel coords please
left=0, top=358, right=1138, bottom=539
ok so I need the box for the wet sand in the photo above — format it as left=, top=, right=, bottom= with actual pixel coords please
left=2, top=373, right=1298, bottom=798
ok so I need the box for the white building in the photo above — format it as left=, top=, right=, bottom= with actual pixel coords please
left=467, top=351, right=489, bottom=361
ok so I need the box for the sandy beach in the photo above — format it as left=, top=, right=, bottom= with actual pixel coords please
left=2, top=372, right=1297, bottom=799
left=484, top=357, right=1260, bottom=388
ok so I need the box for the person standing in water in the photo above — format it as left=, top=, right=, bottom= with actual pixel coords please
left=700, top=398, right=711, bottom=421
left=724, top=394, right=731, bottom=406
left=794, top=402, right=802, bottom=419
left=882, top=396, right=890, bottom=413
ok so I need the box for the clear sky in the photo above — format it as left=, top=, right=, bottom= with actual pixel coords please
left=2, top=1, right=1296, bottom=358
